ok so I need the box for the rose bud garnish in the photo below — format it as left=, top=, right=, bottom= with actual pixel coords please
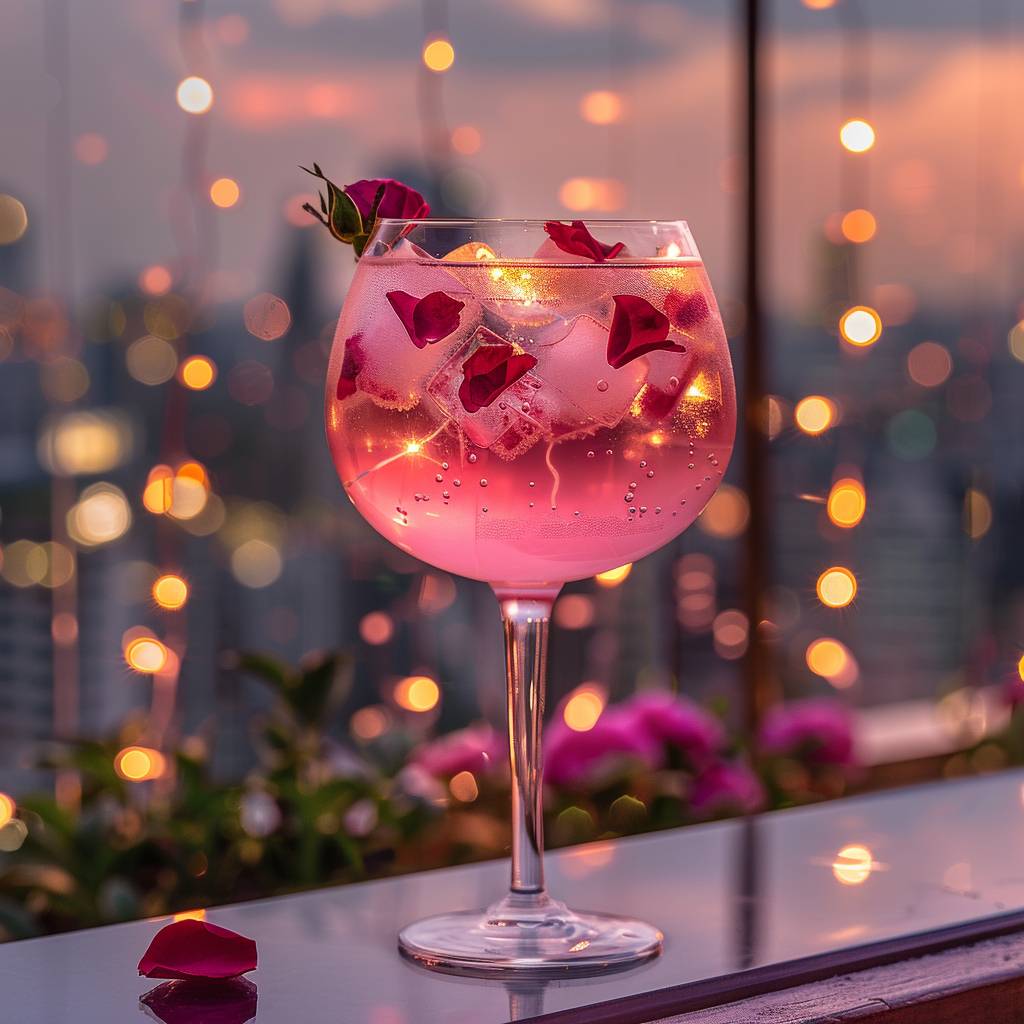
left=301, top=165, right=429, bottom=258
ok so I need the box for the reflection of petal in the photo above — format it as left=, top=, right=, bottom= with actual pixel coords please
left=140, top=979, right=258, bottom=1024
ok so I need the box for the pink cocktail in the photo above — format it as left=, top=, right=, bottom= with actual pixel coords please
left=326, top=219, right=736, bottom=972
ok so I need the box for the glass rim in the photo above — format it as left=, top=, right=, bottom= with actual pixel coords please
left=375, top=218, right=692, bottom=228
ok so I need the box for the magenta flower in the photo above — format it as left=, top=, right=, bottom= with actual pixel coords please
left=545, top=708, right=660, bottom=788
left=607, top=295, right=686, bottom=370
left=345, top=178, right=429, bottom=221
left=386, top=290, right=465, bottom=349
left=458, top=338, right=538, bottom=414
left=543, top=220, right=624, bottom=262
left=759, top=699, right=857, bottom=766
left=620, top=691, right=723, bottom=768
left=690, top=761, right=765, bottom=817
left=413, top=724, right=505, bottom=779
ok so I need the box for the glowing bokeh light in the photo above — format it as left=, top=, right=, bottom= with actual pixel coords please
left=712, top=609, right=749, bottom=659
left=840, top=208, right=876, bottom=243
left=351, top=705, right=390, bottom=740
left=74, top=133, right=109, bottom=166
left=451, top=124, right=481, bottom=155
left=697, top=484, right=750, bottom=539
left=173, top=908, right=208, bottom=923
left=179, top=355, right=217, bottom=390
left=449, top=771, right=479, bottom=802
left=142, top=465, right=175, bottom=514
left=827, top=478, right=866, bottom=528
left=125, top=635, right=169, bottom=674
left=153, top=574, right=189, bottom=610
left=595, top=563, right=632, bottom=588
left=559, top=177, right=625, bottom=213
left=115, top=746, right=166, bottom=782
left=839, top=118, right=875, bottom=153
left=139, top=265, right=173, bottom=296
left=580, top=90, right=623, bottom=125
left=554, top=594, right=595, bottom=630
left=126, top=335, right=178, bottom=385
left=177, top=75, right=214, bottom=114
left=209, top=177, right=240, bottom=208
left=230, top=539, right=283, bottom=588
left=0, top=194, right=28, bottom=245
left=0, top=793, right=15, bottom=828
left=563, top=685, right=606, bottom=732
left=839, top=306, right=882, bottom=347
left=832, top=844, right=874, bottom=886
left=1007, top=321, right=1024, bottom=363
left=794, top=395, right=836, bottom=435
left=963, top=488, right=993, bottom=540
left=394, top=675, right=440, bottom=712
left=803, top=0, right=836, bottom=7
left=806, top=637, right=853, bottom=680
left=359, top=611, right=394, bottom=645
left=816, top=567, right=858, bottom=608
left=422, top=38, right=455, bottom=73
left=243, top=293, right=291, bottom=341
left=67, top=483, right=132, bottom=547
left=906, top=341, right=952, bottom=387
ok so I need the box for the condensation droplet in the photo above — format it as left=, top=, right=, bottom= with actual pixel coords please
left=453, top=479, right=462, bottom=487
left=435, top=474, right=444, bottom=483
left=647, top=470, right=655, bottom=478
left=442, top=490, right=450, bottom=498
left=521, top=403, right=531, bottom=413
left=639, top=460, right=647, bottom=468
left=655, top=506, right=662, bottom=514
left=482, top=506, right=488, bottom=512
left=498, top=402, right=506, bottom=410
left=688, top=463, right=695, bottom=470
left=639, top=506, right=647, bottom=513
left=529, top=481, right=536, bottom=488
left=624, top=492, right=634, bottom=502
left=574, top=510, right=581, bottom=517
left=668, top=376, right=679, bottom=389
left=587, top=451, right=595, bottom=459
left=479, top=479, right=488, bottom=487
left=468, top=453, right=478, bottom=464
left=629, top=481, right=637, bottom=489
left=529, top=501, right=535, bottom=507
left=695, top=484, right=702, bottom=490
left=596, top=379, right=609, bottom=392
left=442, top=461, right=449, bottom=470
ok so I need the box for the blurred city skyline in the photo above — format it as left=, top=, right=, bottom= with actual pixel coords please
left=1, top=0, right=1022, bottom=312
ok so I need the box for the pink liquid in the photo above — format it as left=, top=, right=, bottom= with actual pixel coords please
left=326, top=252, right=736, bottom=589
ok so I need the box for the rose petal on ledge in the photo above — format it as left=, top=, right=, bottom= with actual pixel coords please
left=138, top=919, right=257, bottom=981
left=336, top=333, right=365, bottom=400
left=607, top=295, right=685, bottom=370
left=665, top=290, right=710, bottom=331
left=542, top=220, right=625, bottom=262
left=140, top=979, right=258, bottom=1024
left=458, top=341, right=538, bottom=414
left=387, top=290, right=465, bottom=349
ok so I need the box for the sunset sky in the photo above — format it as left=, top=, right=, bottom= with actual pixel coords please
left=2, top=0, right=1022, bottom=316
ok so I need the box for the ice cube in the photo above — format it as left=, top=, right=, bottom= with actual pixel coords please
left=532, top=313, right=648, bottom=430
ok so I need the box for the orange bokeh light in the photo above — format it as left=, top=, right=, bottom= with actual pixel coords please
left=595, top=563, right=632, bottom=588
left=209, top=177, right=240, bottom=208
left=0, top=793, right=15, bottom=828
left=563, top=685, right=606, bottom=732
left=816, top=567, right=858, bottom=608
left=153, top=573, right=189, bottom=610
left=827, top=478, right=867, bottom=528
left=115, top=746, right=166, bottom=782
left=794, top=396, right=836, bottom=435
left=839, top=306, right=883, bottom=347
left=179, top=355, right=217, bottom=390
left=125, top=635, right=169, bottom=674
left=422, top=38, right=455, bottom=73
left=841, top=208, right=876, bottom=243
left=139, top=265, right=173, bottom=297
left=394, top=675, right=440, bottom=712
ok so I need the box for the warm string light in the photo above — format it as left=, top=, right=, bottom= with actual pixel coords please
left=394, top=675, right=440, bottom=712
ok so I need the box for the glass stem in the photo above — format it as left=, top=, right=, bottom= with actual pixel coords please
left=497, top=591, right=558, bottom=898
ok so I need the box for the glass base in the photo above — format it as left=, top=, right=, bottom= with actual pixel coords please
left=398, top=891, right=663, bottom=975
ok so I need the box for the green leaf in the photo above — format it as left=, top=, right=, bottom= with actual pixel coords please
left=235, top=651, right=291, bottom=689
left=301, top=164, right=362, bottom=242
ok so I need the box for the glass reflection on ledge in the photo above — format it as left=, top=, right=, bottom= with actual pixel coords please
left=139, top=978, right=257, bottom=1024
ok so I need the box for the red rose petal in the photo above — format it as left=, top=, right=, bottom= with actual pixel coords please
left=664, top=290, right=710, bottom=331
left=458, top=339, right=538, bottom=414
left=140, top=979, right=258, bottom=1024
left=386, top=290, right=465, bottom=349
left=542, top=220, right=625, bottom=262
left=344, top=178, right=430, bottom=221
left=607, top=295, right=685, bottom=370
left=335, top=333, right=365, bottom=400
left=138, top=920, right=257, bottom=981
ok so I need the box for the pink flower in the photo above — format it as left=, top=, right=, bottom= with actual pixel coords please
left=542, top=220, right=624, bottom=262
left=458, top=336, right=538, bottom=413
left=344, top=178, right=429, bottom=221
left=759, top=699, right=857, bottom=766
left=386, top=290, right=464, bottom=349
left=607, top=295, right=686, bottom=370
left=690, top=761, right=765, bottom=817
left=413, top=724, right=504, bottom=779
left=545, top=708, right=660, bottom=787
left=620, top=691, right=723, bottom=768
left=138, top=920, right=257, bottom=981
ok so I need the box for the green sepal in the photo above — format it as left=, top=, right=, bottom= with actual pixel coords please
left=301, top=164, right=363, bottom=243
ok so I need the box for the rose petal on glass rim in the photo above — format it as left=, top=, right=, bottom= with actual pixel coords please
left=140, top=979, right=258, bottom=1024
left=386, top=290, right=465, bottom=349
left=344, top=178, right=429, bottom=221
left=138, top=919, right=258, bottom=981
left=665, top=290, right=710, bottom=331
left=607, top=294, right=685, bottom=370
left=458, top=341, right=538, bottom=414
left=542, top=220, right=625, bottom=262
left=336, top=333, right=365, bottom=400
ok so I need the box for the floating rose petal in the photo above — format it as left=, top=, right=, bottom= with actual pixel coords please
left=543, top=220, right=624, bottom=262
left=607, top=295, right=684, bottom=369
left=345, top=178, right=429, bottom=221
left=664, top=290, right=710, bottom=331
left=458, top=340, right=538, bottom=414
left=335, top=333, right=364, bottom=400
left=138, top=919, right=257, bottom=981
left=386, top=291, right=465, bottom=349
left=140, top=979, right=257, bottom=1024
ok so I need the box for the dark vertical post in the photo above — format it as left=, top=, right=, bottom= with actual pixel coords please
left=741, top=0, right=774, bottom=742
